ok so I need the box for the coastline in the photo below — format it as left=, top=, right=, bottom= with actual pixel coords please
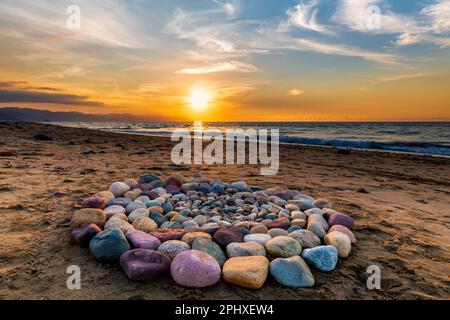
left=0, top=121, right=449, bottom=299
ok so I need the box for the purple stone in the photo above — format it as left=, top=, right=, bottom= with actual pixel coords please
left=108, top=197, right=132, bottom=207
left=72, top=223, right=102, bottom=246
left=212, top=228, right=244, bottom=248
left=132, top=183, right=153, bottom=192
left=267, top=218, right=289, bottom=230
left=125, top=229, right=161, bottom=250
left=81, top=197, right=107, bottom=209
left=120, top=249, right=171, bottom=281
left=170, top=250, right=221, bottom=288
left=165, top=185, right=181, bottom=194
left=328, top=212, right=354, bottom=230
left=150, top=228, right=186, bottom=242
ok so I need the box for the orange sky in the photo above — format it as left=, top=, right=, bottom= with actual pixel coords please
left=0, top=0, right=449, bottom=121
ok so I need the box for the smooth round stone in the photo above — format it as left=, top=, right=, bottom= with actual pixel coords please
left=308, top=213, right=329, bottom=231
left=135, top=195, right=151, bottom=203
left=120, top=249, right=170, bottom=281
left=89, top=228, right=130, bottom=262
left=202, top=222, right=219, bottom=228
left=109, top=182, right=131, bottom=197
left=150, top=180, right=166, bottom=188
left=269, top=256, right=314, bottom=288
left=72, top=223, right=101, bottom=246
left=165, top=185, right=181, bottom=194
left=104, top=217, right=134, bottom=233
left=313, top=199, right=331, bottom=209
left=250, top=224, right=268, bottom=234
left=104, top=205, right=126, bottom=220
left=107, top=197, right=132, bottom=208
left=291, top=218, right=307, bottom=228
left=289, top=229, right=321, bottom=248
left=298, top=201, right=315, bottom=211
left=162, top=202, right=173, bottom=214
left=287, top=225, right=301, bottom=233
left=124, top=178, right=138, bottom=187
left=124, top=189, right=142, bottom=200
left=181, top=183, right=198, bottom=193
left=291, top=210, right=307, bottom=220
left=157, top=240, right=190, bottom=260
left=95, top=191, right=115, bottom=203
left=150, top=228, right=185, bottom=242
left=244, top=234, right=272, bottom=246
left=329, top=225, right=356, bottom=243
left=293, top=194, right=315, bottom=202
left=70, top=208, right=106, bottom=229
left=125, top=229, right=161, bottom=250
left=183, top=226, right=202, bottom=233
left=132, top=216, right=158, bottom=233
left=231, top=226, right=251, bottom=236
left=285, top=204, right=300, bottom=211
left=211, top=183, right=225, bottom=195
left=307, top=221, right=326, bottom=238
left=304, top=208, right=324, bottom=217
left=139, top=173, right=160, bottom=184
left=81, top=196, right=107, bottom=209
left=201, top=226, right=221, bottom=236
left=268, top=228, right=289, bottom=237
left=302, top=245, right=338, bottom=272
left=110, top=213, right=128, bottom=222
left=219, top=221, right=232, bottom=227
left=126, top=201, right=146, bottom=214
left=212, top=228, right=244, bottom=248
left=192, top=238, right=227, bottom=266
left=161, top=221, right=183, bottom=229
left=266, top=236, right=302, bottom=258
left=146, top=200, right=161, bottom=207
left=148, top=206, right=164, bottom=215
left=170, top=250, right=221, bottom=288
left=226, top=242, right=266, bottom=257
left=171, top=214, right=188, bottom=224
left=150, top=211, right=167, bottom=227
left=222, top=256, right=269, bottom=289
left=231, top=181, right=249, bottom=192
left=181, top=232, right=212, bottom=246
left=182, top=220, right=199, bottom=228
left=267, top=218, right=289, bottom=230
left=128, top=208, right=149, bottom=223
left=328, top=212, right=354, bottom=230
left=166, top=175, right=184, bottom=187
left=324, top=231, right=352, bottom=258
left=132, top=183, right=152, bottom=192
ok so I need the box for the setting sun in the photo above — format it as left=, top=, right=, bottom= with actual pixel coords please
left=187, top=88, right=210, bottom=111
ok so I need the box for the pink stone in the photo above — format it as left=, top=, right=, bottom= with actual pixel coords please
left=328, top=212, right=354, bottom=230
left=120, top=249, right=171, bottom=281
left=125, top=229, right=161, bottom=250
left=72, top=223, right=102, bottom=246
left=81, top=197, right=107, bottom=209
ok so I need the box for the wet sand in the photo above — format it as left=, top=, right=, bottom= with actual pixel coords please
left=0, top=122, right=449, bottom=300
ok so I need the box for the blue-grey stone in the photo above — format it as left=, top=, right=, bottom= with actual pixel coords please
left=161, top=221, right=183, bottom=229
left=139, top=173, right=160, bottom=184
left=89, top=228, right=130, bottom=262
left=146, top=200, right=162, bottom=208
left=150, top=211, right=167, bottom=227
left=269, top=256, right=314, bottom=287
left=108, top=197, right=132, bottom=208
left=287, top=225, right=301, bottom=233
left=162, top=202, right=173, bottom=214
left=302, top=245, right=338, bottom=272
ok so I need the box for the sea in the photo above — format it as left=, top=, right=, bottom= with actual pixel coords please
left=50, top=122, right=450, bottom=157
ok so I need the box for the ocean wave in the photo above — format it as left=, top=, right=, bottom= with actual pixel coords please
left=279, top=136, right=450, bottom=156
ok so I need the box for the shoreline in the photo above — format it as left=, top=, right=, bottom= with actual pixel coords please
left=42, top=121, right=450, bottom=159
left=0, top=121, right=449, bottom=299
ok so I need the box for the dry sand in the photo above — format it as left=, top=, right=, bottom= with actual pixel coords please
left=0, top=122, right=449, bottom=300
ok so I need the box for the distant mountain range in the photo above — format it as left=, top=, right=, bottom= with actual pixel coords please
left=0, top=107, right=167, bottom=122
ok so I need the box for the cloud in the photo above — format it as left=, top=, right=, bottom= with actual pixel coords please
left=136, top=83, right=165, bottom=94
left=379, top=72, right=436, bottom=82
left=44, top=66, right=89, bottom=79
left=295, top=38, right=397, bottom=64
left=0, top=89, right=104, bottom=106
left=283, top=0, right=334, bottom=35
left=177, top=61, right=257, bottom=74
left=289, top=88, right=304, bottom=96
left=422, top=0, right=450, bottom=33
left=213, top=0, right=238, bottom=17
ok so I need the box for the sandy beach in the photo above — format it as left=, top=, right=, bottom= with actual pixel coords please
left=0, top=121, right=449, bottom=300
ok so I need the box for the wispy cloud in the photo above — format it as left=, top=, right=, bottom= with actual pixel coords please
left=0, top=89, right=103, bottom=106
left=379, top=72, right=436, bottom=82
left=177, top=61, right=257, bottom=74
left=282, top=0, right=334, bottom=35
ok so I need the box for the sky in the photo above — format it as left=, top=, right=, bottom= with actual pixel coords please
left=0, top=0, right=449, bottom=121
